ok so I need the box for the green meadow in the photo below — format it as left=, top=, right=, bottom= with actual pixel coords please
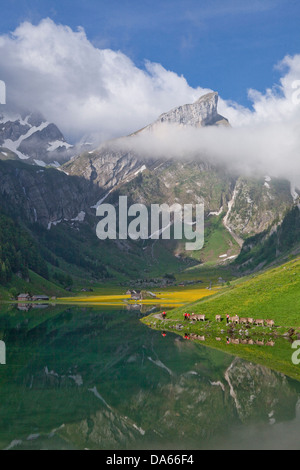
left=142, top=256, right=300, bottom=381
left=155, top=256, right=300, bottom=328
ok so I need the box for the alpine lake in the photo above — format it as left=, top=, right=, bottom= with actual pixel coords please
left=1, top=301, right=300, bottom=450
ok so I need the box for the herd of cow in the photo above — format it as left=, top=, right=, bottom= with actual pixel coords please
left=184, top=313, right=275, bottom=327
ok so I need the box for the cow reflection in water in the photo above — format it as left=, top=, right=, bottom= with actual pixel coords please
left=182, top=333, right=275, bottom=347
left=226, top=337, right=275, bottom=347
left=190, top=333, right=206, bottom=341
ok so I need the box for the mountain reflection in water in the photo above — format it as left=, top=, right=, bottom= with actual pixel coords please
left=0, top=305, right=300, bottom=450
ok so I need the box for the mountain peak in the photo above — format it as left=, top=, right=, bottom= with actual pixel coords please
left=156, top=91, right=228, bottom=128
left=195, top=91, right=218, bottom=105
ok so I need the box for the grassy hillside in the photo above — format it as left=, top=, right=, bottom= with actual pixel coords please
left=0, top=270, right=68, bottom=301
left=191, top=212, right=240, bottom=264
left=149, top=256, right=300, bottom=328
left=142, top=256, right=300, bottom=381
left=0, top=211, right=77, bottom=298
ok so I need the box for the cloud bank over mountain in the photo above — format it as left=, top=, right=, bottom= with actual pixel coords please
left=113, top=120, right=300, bottom=184
left=0, top=18, right=300, bottom=182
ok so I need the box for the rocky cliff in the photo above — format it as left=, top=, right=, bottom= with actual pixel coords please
left=63, top=92, right=229, bottom=200
left=64, top=92, right=294, bottom=247
left=155, top=91, right=229, bottom=127
left=0, top=92, right=297, bottom=273
left=0, top=160, right=99, bottom=228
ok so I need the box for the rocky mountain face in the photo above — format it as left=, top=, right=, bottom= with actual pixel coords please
left=0, top=92, right=298, bottom=271
left=0, top=111, right=75, bottom=166
left=0, top=160, right=99, bottom=229
left=64, top=92, right=229, bottom=197
left=64, top=92, right=296, bottom=256
left=236, top=204, right=300, bottom=271
left=154, top=91, right=229, bottom=127
left=64, top=146, right=145, bottom=199
left=223, top=175, right=294, bottom=239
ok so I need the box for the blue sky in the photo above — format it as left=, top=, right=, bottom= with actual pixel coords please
left=1, top=0, right=299, bottom=106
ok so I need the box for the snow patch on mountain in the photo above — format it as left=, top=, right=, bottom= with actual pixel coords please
left=71, top=211, right=86, bottom=222
left=209, top=206, right=223, bottom=216
left=3, top=120, right=50, bottom=158
left=290, top=183, right=299, bottom=202
left=134, top=164, right=147, bottom=176
left=34, top=159, right=47, bottom=167
left=47, top=140, right=73, bottom=152
left=0, top=111, right=74, bottom=165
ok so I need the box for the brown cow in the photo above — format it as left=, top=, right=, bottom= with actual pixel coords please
left=255, top=319, right=265, bottom=326
left=266, top=319, right=275, bottom=327
left=195, top=314, right=206, bottom=321
left=191, top=333, right=205, bottom=341
left=256, top=340, right=264, bottom=346
left=266, top=340, right=275, bottom=347
left=239, top=317, right=248, bottom=325
left=248, top=339, right=254, bottom=345
left=216, top=315, right=222, bottom=322
left=247, top=318, right=254, bottom=325
left=229, top=315, right=239, bottom=324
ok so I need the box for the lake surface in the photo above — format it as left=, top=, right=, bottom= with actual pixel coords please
left=0, top=304, right=300, bottom=450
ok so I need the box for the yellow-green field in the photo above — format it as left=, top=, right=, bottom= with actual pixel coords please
left=59, top=286, right=217, bottom=307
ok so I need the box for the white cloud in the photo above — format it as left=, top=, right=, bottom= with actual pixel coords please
left=110, top=51, right=300, bottom=184
left=0, top=18, right=300, bottom=183
left=0, top=18, right=210, bottom=142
